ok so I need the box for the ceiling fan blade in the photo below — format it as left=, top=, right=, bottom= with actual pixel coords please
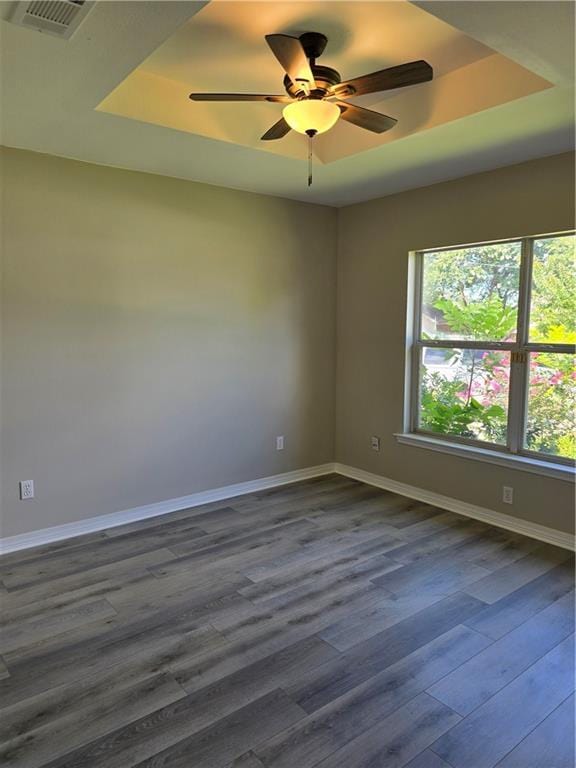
left=334, top=60, right=433, bottom=98
left=265, top=34, right=316, bottom=90
left=336, top=102, right=398, bottom=134
left=189, top=93, right=292, bottom=102
left=261, top=117, right=292, bottom=141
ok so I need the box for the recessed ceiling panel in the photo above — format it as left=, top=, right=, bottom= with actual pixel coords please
left=97, top=1, right=552, bottom=164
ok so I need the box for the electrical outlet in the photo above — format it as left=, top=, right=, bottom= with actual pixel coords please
left=276, top=436, right=284, bottom=451
left=371, top=436, right=381, bottom=452
left=19, top=480, right=34, bottom=500
left=503, top=486, right=513, bottom=505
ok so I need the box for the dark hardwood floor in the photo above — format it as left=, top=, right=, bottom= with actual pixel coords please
left=0, top=474, right=574, bottom=768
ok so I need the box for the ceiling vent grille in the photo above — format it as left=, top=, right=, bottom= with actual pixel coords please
left=11, top=1, right=93, bottom=38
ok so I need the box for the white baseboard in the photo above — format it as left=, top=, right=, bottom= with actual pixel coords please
left=2, top=460, right=573, bottom=556
left=334, top=463, right=575, bottom=552
left=0, top=463, right=335, bottom=555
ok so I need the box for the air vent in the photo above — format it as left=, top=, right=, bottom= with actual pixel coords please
left=11, top=1, right=93, bottom=39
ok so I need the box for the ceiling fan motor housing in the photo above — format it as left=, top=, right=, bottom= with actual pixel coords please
left=284, top=65, right=341, bottom=99
left=282, top=32, right=341, bottom=99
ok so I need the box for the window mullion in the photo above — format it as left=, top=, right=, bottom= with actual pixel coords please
left=517, top=237, right=533, bottom=348
left=525, top=343, right=576, bottom=354
left=419, top=340, right=515, bottom=350
left=508, top=352, right=528, bottom=453
left=507, top=238, right=532, bottom=453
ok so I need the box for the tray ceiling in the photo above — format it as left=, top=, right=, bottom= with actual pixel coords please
left=98, top=1, right=552, bottom=164
left=0, top=1, right=573, bottom=205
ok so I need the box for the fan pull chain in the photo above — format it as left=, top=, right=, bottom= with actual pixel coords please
left=305, top=129, right=317, bottom=187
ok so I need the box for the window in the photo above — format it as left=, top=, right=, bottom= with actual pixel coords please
left=408, top=232, right=575, bottom=468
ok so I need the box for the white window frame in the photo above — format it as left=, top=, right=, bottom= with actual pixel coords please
left=399, top=231, right=575, bottom=479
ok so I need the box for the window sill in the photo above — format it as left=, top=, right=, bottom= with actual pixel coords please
left=395, top=433, right=575, bottom=483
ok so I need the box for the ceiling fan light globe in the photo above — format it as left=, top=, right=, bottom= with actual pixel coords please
left=282, top=100, right=340, bottom=135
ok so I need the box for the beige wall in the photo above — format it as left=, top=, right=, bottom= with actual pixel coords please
left=336, top=152, right=575, bottom=535
left=1, top=148, right=337, bottom=537
left=1, top=148, right=573, bottom=540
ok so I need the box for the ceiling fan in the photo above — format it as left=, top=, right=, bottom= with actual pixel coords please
left=189, top=32, right=433, bottom=184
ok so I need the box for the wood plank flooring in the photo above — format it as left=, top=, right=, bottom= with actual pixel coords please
left=0, top=474, right=574, bottom=768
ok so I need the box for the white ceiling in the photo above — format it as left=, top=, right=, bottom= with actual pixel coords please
left=0, top=1, right=573, bottom=206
